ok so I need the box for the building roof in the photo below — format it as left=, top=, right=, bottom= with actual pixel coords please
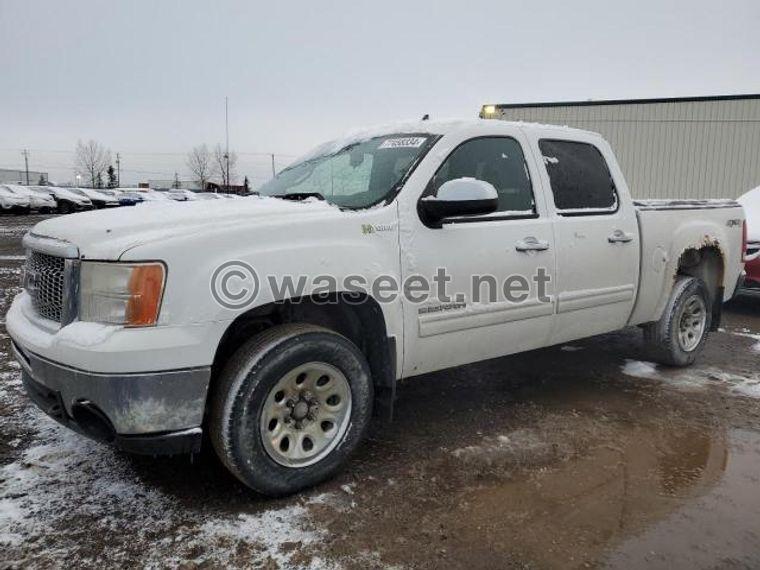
left=487, top=94, right=760, bottom=110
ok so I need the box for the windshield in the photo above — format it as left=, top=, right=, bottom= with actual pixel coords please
left=259, top=134, right=434, bottom=209
left=69, top=188, right=87, bottom=196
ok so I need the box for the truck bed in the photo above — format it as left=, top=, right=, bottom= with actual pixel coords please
left=628, top=200, right=744, bottom=327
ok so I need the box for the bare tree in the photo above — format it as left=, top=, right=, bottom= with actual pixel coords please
left=74, top=140, right=111, bottom=188
left=213, top=143, right=238, bottom=190
left=186, top=144, right=213, bottom=190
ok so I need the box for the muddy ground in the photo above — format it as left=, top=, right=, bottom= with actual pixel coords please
left=1, top=214, right=759, bottom=569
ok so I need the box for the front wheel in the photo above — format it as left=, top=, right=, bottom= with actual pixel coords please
left=643, top=276, right=711, bottom=366
left=209, top=324, right=373, bottom=496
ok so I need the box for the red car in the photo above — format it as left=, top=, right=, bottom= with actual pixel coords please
left=738, top=187, right=760, bottom=289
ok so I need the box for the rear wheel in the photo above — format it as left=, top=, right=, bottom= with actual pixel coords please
left=209, top=324, right=373, bottom=496
left=643, top=276, right=711, bottom=366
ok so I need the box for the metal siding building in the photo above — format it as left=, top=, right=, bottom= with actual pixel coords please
left=0, top=168, right=49, bottom=185
left=482, top=95, right=760, bottom=200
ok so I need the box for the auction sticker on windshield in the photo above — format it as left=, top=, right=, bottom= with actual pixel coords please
left=378, top=137, right=427, bottom=149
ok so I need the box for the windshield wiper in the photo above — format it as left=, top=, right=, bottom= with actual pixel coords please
left=276, top=192, right=325, bottom=202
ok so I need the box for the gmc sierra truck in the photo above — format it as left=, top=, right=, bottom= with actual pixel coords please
left=7, top=119, right=746, bottom=496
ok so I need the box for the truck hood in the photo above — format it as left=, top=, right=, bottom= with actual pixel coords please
left=30, top=196, right=341, bottom=259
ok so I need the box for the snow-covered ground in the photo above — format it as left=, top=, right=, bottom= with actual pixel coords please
left=622, top=359, right=760, bottom=399
left=0, top=367, right=339, bottom=568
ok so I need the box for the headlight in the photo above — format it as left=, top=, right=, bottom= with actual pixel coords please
left=79, top=262, right=166, bottom=326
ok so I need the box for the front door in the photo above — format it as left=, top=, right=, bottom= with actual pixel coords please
left=399, top=131, right=557, bottom=377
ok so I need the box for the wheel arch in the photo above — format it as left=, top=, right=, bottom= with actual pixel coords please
left=208, top=292, right=397, bottom=422
left=674, top=244, right=725, bottom=330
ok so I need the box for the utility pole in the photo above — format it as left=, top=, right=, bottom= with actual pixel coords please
left=116, top=153, right=121, bottom=187
left=22, top=149, right=30, bottom=185
left=271, top=154, right=276, bottom=178
left=224, top=96, right=230, bottom=191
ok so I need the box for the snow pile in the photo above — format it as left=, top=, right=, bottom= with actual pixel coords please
left=621, top=360, right=760, bottom=399
left=621, top=359, right=659, bottom=379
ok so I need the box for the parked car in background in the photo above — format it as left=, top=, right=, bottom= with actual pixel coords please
left=194, top=192, right=225, bottom=200
left=3, top=185, right=56, bottom=213
left=26, top=186, right=59, bottom=213
left=115, top=191, right=144, bottom=206
left=167, top=189, right=199, bottom=201
left=45, top=186, right=93, bottom=214
left=0, top=185, right=31, bottom=213
left=738, top=186, right=760, bottom=289
left=135, top=189, right=174, bottom=202
left=72, top=188, right=120, bottom=209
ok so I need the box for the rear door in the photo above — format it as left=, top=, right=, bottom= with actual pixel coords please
left=524, top=130, right=639, bottom=344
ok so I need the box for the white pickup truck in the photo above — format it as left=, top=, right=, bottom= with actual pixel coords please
left=8, top=120, right=746, bottom=496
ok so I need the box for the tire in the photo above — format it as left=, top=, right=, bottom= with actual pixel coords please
left=209, top=323, right=374, bottom=496
left=643, top=276, right=711, bottom=367
left=58, top=201, right=73, bottom=214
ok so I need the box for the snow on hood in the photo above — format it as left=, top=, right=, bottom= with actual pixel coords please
left=738, top=186, right=760, bottom=242
left=29, top=196, right=338, bottom=259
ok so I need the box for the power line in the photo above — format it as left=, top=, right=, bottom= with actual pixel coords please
left=0, top=148, right=298, bottom=158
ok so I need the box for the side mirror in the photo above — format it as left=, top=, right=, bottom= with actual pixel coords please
left=419, top=178, right=498, bottom=226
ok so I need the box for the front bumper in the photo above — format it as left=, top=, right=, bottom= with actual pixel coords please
left=2, top=202, right=30, bottom=211
left=12, top=340, right=210, bottom=455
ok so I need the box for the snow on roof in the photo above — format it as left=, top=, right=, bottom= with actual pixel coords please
left=293, top=118, right=598, bottom=165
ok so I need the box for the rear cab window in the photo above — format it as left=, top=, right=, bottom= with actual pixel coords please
left=538, top=139, right=618, bottom=215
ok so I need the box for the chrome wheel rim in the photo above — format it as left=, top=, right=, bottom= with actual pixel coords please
left=677, top=294, right=707, bottom=352
left=260, top=362, right=352, bottom=468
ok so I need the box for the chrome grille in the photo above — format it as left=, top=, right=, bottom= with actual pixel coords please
left=25, top=251, right=66, bottom=322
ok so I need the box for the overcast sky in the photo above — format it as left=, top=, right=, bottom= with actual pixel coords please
left=1, top=0, right=758, bottom=186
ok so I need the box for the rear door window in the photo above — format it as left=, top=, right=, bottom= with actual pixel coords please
left=539, top=140, right=618, bottom=215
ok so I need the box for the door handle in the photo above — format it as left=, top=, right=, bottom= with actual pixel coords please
left=608, top=230, right=634, bottom=244
left=515, top=237, right=550, bottom=252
